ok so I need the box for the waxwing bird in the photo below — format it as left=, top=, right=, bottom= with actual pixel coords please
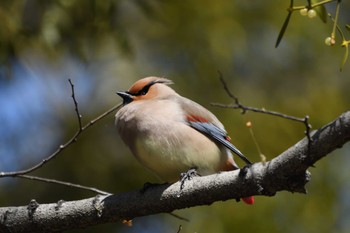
left=115, top=77, right=254, bottom=204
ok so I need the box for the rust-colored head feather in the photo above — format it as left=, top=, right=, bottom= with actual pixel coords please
left=128, top=77, right=173, bottom=95
left=125, top=77, right=175, bottom=102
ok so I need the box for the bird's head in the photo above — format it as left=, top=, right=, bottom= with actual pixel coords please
left=117, top=77, right=175, bottom=105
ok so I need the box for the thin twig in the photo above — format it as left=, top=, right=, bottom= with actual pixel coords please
left=176, top=225, right=183, bottom=233
left=213, top=73, right=312, bottom=142
left=68, top=79, right=83, bottom=131
left=168, top=213, right=190, bottom=222
left=17, top=175, right=111, bottom=195
left=81, top=102, right=122, bottom=131
left=217, top=71, right=238, bottom=101
left=0, top=80, right=123, bottom=178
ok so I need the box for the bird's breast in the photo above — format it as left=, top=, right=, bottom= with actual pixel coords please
left=115, top=99, right=228, bottom=182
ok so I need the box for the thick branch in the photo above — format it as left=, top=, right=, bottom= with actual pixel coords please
left=1, top=111, right=349, bottom=233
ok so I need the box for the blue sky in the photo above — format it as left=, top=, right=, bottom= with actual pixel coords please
left=0, top=55, right=94, bottom=173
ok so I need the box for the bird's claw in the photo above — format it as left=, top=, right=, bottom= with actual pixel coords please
left=180, top=168, right=198, bottom=190
left=239, top=164, right=252, bottom=178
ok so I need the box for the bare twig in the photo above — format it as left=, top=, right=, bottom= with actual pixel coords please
left=0, top=80, right=123, bottom=178
left=217, top=71, right=239, bottom=101
left=213, top=73, right=312, bottom=141
left=81, top=102, right=122, bottom=131
left=68, top=79, right=83, bottom=131
left=177, top=225, right=183, bottom=233
left=168, top=213, right=190, bottom=222
left=17, top=175, right=111, bottom=195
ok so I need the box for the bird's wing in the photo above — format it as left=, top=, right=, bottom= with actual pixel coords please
left=176, top=96, right=252, bottom=165
left=187, top=119, right=252, bottom=165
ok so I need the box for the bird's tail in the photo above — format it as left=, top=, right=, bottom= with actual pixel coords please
left=242, top=196, right=254, bottom=205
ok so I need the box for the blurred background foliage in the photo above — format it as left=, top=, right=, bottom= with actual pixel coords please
left=0, top=0, right=350, bottom=232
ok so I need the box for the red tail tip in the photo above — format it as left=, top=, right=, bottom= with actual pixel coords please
left=242, top=196, right=254, bottom=205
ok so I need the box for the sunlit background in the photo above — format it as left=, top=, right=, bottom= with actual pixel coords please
left=1, top=0, right=350, bottom=232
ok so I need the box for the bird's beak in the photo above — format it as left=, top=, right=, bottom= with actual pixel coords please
left=116, top=91, right=133, bottom=105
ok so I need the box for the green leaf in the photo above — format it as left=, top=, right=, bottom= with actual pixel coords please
left=315, top=4, right=328, bottom=23
left=340, top=45, right=348, bottom=71
left=311, top=0, right=327, bottom=23
left=275, top=11, right=292, bottom=48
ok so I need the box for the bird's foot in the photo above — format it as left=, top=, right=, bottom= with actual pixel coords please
left=180, top=167, right=198, bottom=190
left=239, top=164, right=252, bottom=178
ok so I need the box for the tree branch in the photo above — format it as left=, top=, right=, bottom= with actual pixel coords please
left=213, top=72, right=313, bottom=141
left=0, top=79, right=120, bottom=201
left=1, top=111, right=349, bottom=233
left=68, top=79, right=83, bottom=132
left=17, top=175, right=111, bottom=196
left=0, top=102, right=122, bottom=178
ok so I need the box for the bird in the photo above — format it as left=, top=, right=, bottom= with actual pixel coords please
left=115, top=76, right=254, bottom=204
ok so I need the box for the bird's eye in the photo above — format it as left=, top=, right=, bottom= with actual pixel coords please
left=138, top=85, right=151, bottom=96
left=135, top=82, right=156, bottom=96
